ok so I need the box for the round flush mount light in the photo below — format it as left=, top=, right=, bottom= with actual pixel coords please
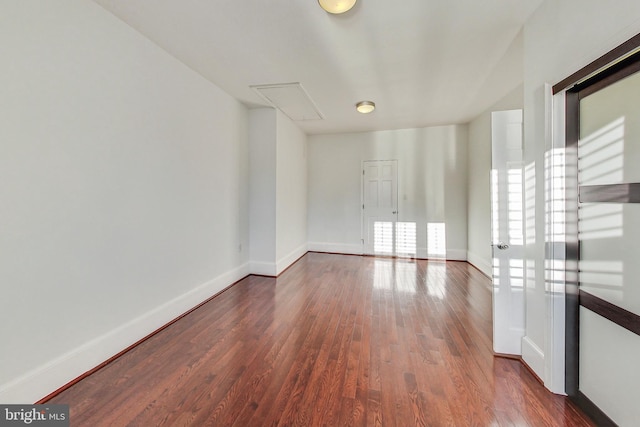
left=356, top=101, right=375, bottom=114
left=318, top=0, right=357, bottom=14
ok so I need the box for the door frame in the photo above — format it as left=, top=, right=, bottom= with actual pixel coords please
left=556, top=34, right=640, bottom=426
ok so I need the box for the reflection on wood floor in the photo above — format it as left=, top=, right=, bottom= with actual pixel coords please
left=47, top=252, right=594, bottom=426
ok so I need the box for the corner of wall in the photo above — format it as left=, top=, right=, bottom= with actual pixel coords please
left=445, top=249, right=468, bottom=262
left=467, top=251, right=492, bottom=277
left=275, top=244, right=308, bottom=276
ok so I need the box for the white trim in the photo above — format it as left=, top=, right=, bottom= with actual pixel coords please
left=543, top=85, right=567, bottom=394
left=413, top=248, right=467, bottom=261
left=467, top=251, right=492, bottom=277
left=249, top=261, right=277, bottom=276
left=522, top=335, right=545, bottom=378
left=0, top=263, right=250, bottom=404
left=307, top=242, right=363, bottom=255
left=546, top=285, right=566, bottom=394
left=445, top=249, right=468, bottom=261
left=307, top=242, right=468, bottom=262
left=276, top=243, right=308, bottom=275
left=415, top=247, right=439, bottom=259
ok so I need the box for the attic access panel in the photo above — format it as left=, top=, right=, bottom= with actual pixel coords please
left=251, top=82, right=324, bottom=121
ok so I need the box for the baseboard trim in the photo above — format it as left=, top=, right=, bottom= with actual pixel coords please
left=250, top=261, right=277, bottom=277
left=521, top=335, right=545, bottom=381
left=466, top=251, right=492, bottom=278
left=307, top=242, right=362, bottom=255
left=445, top=249, right=468, bottom=261
left=0, top=263, right=250, bottom=404
left=520, top=356, right=545, bottom=386
left=307, top=243, right=469, bottom=262
left=493, top=353, right=615, bottom=427
left=493, top=353, right=548, bottom=394
left=276, top=244, right=308, bottom=276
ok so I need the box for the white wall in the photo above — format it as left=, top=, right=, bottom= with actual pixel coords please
left=249, top=109, right=308, bottom=276
left=523, top=0, right=640, bottom=396
left=308, top=125, right=468, bottom=260
left=0, top=0, right=250, bottom=403
left=249, top=109, right=277, bottom=275
left=467, top=85, right=524, bottom=276
left=275, top=112, right=308, bottom=273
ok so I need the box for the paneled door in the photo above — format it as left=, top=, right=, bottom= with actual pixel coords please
left=362, top=160, right=398, bottom=256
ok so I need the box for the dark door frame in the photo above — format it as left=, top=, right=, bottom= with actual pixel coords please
left=556, top=34, right=640, bottom=427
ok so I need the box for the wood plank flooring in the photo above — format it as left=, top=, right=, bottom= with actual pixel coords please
left=47, top=253, right=595, bottom=426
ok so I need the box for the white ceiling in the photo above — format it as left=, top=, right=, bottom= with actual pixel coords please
left=93, top=0, right=542, bottom=135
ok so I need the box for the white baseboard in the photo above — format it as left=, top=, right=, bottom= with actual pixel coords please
left=307, top=243, right=468, bottom=262
left=445, top=249, right=467, bottom=261
left=545, top=289, right=566, bottom=394
left=307, top=242, right=362, bottom=255
left=276, top=243, right=308, bottom=275
left=249, top=261, right=277, bottom=276
left=0, top=262, right=250, bottom=404
left=522, top=335, right=545, bottom=380
left=467, top=251, right=492, bottom=277
left=413, top=247, right=467, bottom=261
left=415, top=247, right=440, bottom=259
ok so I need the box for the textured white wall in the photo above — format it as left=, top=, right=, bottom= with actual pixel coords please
left=467, top=85, right=524, bottom=276
left=308, top=125, right=468, bottom=260
left=523, top=0, right=640, bottom=399
left=0, top=0, right=250, bottom=403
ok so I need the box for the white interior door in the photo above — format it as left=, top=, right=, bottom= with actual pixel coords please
left=491, top=109, right=525, bottom=355
left=362, top=160, right=398, bottom=255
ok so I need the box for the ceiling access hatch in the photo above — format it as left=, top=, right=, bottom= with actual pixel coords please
left=251, top=82, right=324, bottom=121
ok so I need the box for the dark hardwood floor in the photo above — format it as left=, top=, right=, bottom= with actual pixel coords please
left=47, top=253, right=594, bottom=426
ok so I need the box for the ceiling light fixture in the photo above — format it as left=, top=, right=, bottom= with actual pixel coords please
left=356, top=101, right=375, bottom=114
left=318, top=0, right=357, bottom=14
